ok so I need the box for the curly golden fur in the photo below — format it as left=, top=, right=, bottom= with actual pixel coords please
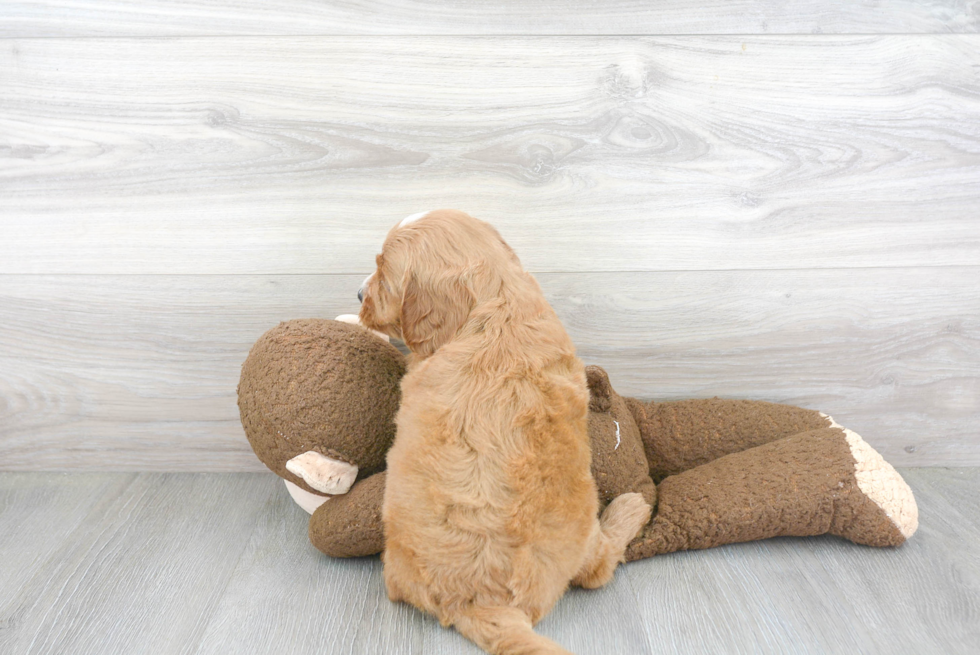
left=359, top=210, right=651, bottom=655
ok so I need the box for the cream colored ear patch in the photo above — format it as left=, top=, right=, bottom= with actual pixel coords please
left=822, top=414, right=919, bottom=539
left=286, top=451, right=359, bottom=495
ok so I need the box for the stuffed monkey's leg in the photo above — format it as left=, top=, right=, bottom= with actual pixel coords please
left=625, top=427, right=918, bottom=562
left=627, top=397, right=833, bottom=481
left=309, top=471, right=385, bottom=557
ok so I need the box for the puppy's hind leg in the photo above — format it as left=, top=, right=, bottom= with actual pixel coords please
left=572, top=492, right=651, bottom=589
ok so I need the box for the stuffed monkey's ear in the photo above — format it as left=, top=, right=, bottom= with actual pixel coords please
left=400, top=270, right=475, bottom=359
left=586, top=365, right=613, bottom=413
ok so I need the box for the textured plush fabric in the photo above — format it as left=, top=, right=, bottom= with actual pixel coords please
left=585, top=366, right=657, bottom=511
left=239, top=319, right=915, bottom=561
left=238, top=319, right=405, bottom=495
left=628, top=397, right=831, bottom=482
left=624, top=427, right=907, bottom=562
left=310, top=471, right=387, bottom=558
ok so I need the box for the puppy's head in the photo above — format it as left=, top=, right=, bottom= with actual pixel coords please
left=358, top=209, right=518, bottom=359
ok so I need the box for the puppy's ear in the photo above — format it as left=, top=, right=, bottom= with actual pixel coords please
left=400, top=270, right=475, bottom=359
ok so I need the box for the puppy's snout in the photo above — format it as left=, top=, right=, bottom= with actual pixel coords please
left=357, top=286, right=364, bottom=303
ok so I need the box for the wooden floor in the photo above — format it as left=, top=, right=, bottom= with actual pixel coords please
left=1, top=469, right=977, bottom=655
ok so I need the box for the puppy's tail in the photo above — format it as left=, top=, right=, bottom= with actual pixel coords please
left=453, top=605, right=573, bottom=655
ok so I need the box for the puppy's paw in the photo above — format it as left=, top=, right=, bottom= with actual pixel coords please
left=600, top=492, right=652, bottom=549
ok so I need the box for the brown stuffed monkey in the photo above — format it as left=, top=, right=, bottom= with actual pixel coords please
left=238, top=318, right=917, bottom=561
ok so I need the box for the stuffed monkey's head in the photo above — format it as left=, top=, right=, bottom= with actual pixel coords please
left=238, top=319, right=406, bottom=508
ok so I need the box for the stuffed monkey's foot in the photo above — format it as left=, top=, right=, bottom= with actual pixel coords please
left=625, top=426, right=917, bottom=562
left=821, top=415, right=918, bottom=545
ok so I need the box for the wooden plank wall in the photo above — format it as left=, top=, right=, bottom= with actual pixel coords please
left=1, top=3, right=978, bottom=469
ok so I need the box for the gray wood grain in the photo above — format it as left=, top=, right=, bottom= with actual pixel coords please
left=0, top=473, right=277, bottom=655
left=0, top=470, right=977, bottom=654
left=176, top=476, right=654, bottom=655
left=0, top=268, right=976, bottom=470
left=194, top=479, right=452, bottom=655
left=1, top=0, right=977, bottom=37
left=0, top=473, right=121, bottom=631
left=3, top=36, right=980, bottom=274
left=901, top=469, right=980, bottom=552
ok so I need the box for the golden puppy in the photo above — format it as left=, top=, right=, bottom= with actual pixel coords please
left=359, top=210, right=651, bottom=655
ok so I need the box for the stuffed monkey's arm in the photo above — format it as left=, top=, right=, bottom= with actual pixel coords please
left=309, top=471, right=386, bottom=558
left=626, top=397, right=832, bottom=481
left=625, top=426, right=918, bottom=562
